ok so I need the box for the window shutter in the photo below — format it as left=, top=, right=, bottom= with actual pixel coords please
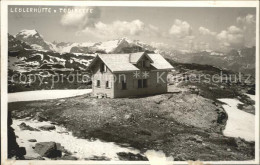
left=146, top=79, right=150, bottom=87
left=143, top=79, right=148, bottom=88
left=104, top=65, right=107, bottom=72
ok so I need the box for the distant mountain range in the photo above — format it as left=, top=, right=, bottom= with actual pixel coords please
left=169, top=47, right=255, bottom=75
left=8, top=29, right=256, bottom=75
left=13, top=29, right=153, bottom=54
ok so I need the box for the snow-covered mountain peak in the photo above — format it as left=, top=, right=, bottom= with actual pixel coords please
left=118, top=37, right=133, bottom=43
left=16, top=29, right=51, bottom=51
left=16, top=29, right=41, bottom=39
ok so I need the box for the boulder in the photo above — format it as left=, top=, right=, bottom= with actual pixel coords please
left=19, top=122, right=40, bottom=131
left=34, top=142, right=61, bottom=158
left=187, top=135, right=203, bottom=143
left=243, top=105, right=254, bottom=110
left=28, top=139, right=37, bottom=142
left=39, top=125, right=56, bottom=131
left=124, top=114, right=132, bottom=120
left=33, top=112, right=48, bottom=122
left=117, top=152, right=148, bottom=161
left=56, top=143, right=71, bottom=154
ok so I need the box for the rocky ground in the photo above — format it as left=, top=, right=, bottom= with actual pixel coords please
left=8, top=61, right=256, bottom=161
left=8, top=86, right=255, bottom=161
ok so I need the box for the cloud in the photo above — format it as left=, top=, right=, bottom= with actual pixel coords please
left=217, top=25, right=244, bottom=48
left=60, top=7, right=101, bottom=29
left=199, top=27, right=216, bottom=36
left=237, top=14, right=255, bottom=25
left=77, top=20, right=160, bottom=39
left=236, top=14, right=256, bottom=47
left=151, top=42, right=171, bottom=49
left=216, top=14, right=255, bottom=50
left=169, top=19, right=192, bottom=38
left=197, top=42, right=210, bottom=51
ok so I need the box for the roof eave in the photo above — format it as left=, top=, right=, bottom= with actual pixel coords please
left=86, top=55, right=99, bottom=71
left=112, top=69, right=140, bottom=73
left=151, top=68, right=174, bottom=71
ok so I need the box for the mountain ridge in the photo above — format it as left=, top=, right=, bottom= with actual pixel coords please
left=9, top=29, right=256, bottom=75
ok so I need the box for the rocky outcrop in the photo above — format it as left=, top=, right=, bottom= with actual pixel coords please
left=28, top=139, right=37, bottom=142
left=33, top=112, right=48, bottom=122
left=19, top=122, right=40, bottom=131
left=34, top=142, right=61, bottom=158
left=116, top=152, right=148, bottom=161
left=39, top=125, right=56, bottom=131
left=8, top=111, right=26, bottom=159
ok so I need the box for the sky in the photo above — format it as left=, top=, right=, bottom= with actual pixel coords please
left=8, top=6, right=256, bottom=52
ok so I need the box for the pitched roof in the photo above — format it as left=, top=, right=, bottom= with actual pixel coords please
left=129, top=52, right=145, bottom=64
left=88, top=52, right=173, bottom=73
left=147, top=54, right=174, bottom=70
left=98, top=54, right=139, bottom=72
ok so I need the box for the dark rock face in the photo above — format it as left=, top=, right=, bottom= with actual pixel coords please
left=39, top=125, right=56, bottom=131
left=247, top=88, right=255, bottom=95
left=16, top=29, right=51, bottom=51
left=19, top=122, right=40, bottom=131
left=34, top=142, right=62, bottom=158
left=8, top=33, right=32, bottom=51
left=8, top=111, right=26, bottom=159
left=116, top=152, right=148, bottom=161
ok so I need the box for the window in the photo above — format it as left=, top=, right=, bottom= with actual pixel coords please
left=122, top=80, right=127, bottom=90
left=106, top=81, right=109, bottom=88
left=138, top=79, right=142, bottom=88
left=96, top=80, right=100, bottom=87
left=100, top=63, right=106, bottom=72
left=138, top=79, right=148, bottom=88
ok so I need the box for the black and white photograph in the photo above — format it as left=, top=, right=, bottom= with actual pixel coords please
left=1, top=1, right=259, bottom=164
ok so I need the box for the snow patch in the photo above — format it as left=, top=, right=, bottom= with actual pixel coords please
left=12, top=119, right=140, bottom=160
left=210, top=51, right=224, bottom=56
left=144, top=150, right=173, bottom=164
left=8, top=89, right=92, bottom=102
left=17, top=29, right=38, bottom=38
left=95, top=40, right=121, bottom=53
left=245, top=94, right=255, bottom=101
left=31, top=44, right=44, bottom=50
left=218, top=98, right=255, bottom=142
